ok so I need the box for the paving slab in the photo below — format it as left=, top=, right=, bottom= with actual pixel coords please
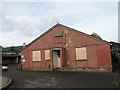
left=0, top=76, right=12, bottom=89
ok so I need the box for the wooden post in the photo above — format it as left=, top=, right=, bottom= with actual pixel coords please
left=16, top=56, right=18, bottom=63
left=118, top=53, right=120, bottom=64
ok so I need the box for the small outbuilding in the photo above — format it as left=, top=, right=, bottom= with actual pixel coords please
left=21, top=23, right=112, bottom=71
left=2, top=46, right=23, bottom=64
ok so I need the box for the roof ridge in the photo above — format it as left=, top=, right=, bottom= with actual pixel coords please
left=57, top=23, right=110, bottom=45
left=22, top=23, right=110, bottom=50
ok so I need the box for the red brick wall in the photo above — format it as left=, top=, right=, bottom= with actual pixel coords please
left=86, top=45, right=97, bottom=67
left=96, top=44, right=112, bottom=67
left=21, top=24, right=112, bottom=71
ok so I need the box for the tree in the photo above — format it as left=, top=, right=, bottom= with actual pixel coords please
left=10, top=46, right=15, bottom=51
left=91, top=32, right=102, bottom=40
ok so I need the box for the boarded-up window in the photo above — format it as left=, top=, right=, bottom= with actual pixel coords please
left=76, top=47, right=87, bottom=60
left=45, top=50, right=50, bottom=60
left=54, top=30, right=63, bottom=37
left=32, top=50, right=41, bottom=61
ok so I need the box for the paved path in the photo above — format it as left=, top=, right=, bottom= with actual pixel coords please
left=0, top=76, right=12, bottom=89
left=2, top=64, right=119, bottom=88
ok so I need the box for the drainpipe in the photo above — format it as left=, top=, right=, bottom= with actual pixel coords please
left=51, top=50, right=54, bottom=71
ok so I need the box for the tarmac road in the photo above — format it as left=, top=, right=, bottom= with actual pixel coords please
left=2, top=64, right=118, bottom=88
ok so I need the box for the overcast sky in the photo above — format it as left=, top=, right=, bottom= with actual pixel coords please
left=0, top=0, right=119, bottom=47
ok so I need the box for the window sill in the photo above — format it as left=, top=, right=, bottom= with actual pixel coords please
left=45, top=59, right=50, bottom=61
left=32, top=61, right=41, bottom=62
left=76, top=59, right=87, bottom=61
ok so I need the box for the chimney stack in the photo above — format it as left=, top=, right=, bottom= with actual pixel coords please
left=23, top=43, right=26, bottom=47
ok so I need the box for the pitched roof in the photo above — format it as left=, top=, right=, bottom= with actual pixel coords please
left=22, top=23, right=110, bottom=50
left=109, top=42, right=120, bottom=47
left=2, top=46, right=23, bottom=52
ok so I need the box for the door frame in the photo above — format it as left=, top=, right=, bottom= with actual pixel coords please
left=51, top=47, right=66, bottom=71
left=51, top=48, right=62, bottom=70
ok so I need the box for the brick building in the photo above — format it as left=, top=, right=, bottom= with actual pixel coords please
left=21, top=23, right=112, bottom=71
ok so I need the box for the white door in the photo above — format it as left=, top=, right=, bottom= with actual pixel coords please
left=53, top=50, right=61, bottom=69
left=57, top=54, right=61, bottom=68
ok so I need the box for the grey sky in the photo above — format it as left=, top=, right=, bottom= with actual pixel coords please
left=0, top=0, right=119, bottom=47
